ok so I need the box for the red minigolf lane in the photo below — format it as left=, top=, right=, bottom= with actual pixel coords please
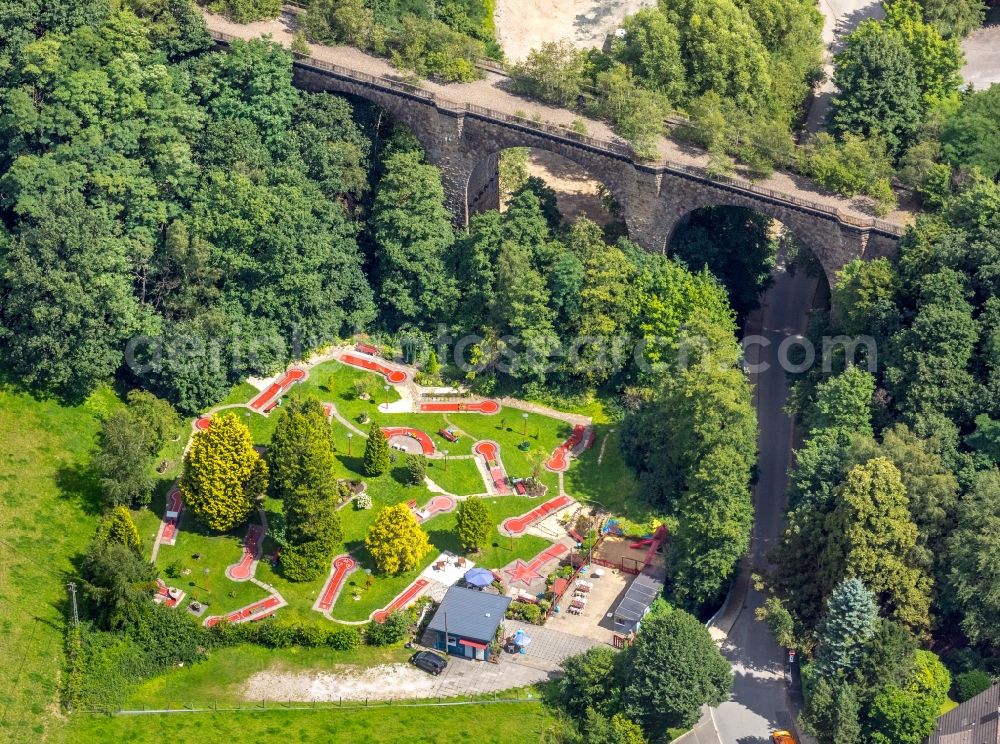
left=545, top=425, right=589, bottom=473
left=474, top=440, right=510, bottom=494
left=414, top=495, right=455, bottom=521
left=503, top=543, right=570, bottom=586
left=419, top=399, right=500, bottom=415
left=501, top=493, right=573, bottom=536
left=371, top=578, right=430, bottom=623
left=248, top=367, right=307, bottom=413
left=226, top=524, right=264, bottom=581
left=194, top=416, right=212, bottom=431
left=204, top=595, right=283, bottom=628
left=340, top=353, right=408, bottom=384
left=382, top=427, right=436, bottom=455
left=315, top=554, right=357, bottom=612
left=160, top=487, right=184, bottom=544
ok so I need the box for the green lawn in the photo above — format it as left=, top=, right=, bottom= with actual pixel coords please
left=423, top=456, right=484, bottom=495
left=152, top=515, right=271, bottom=617
left=0, top=385, right=120, bottom=742
left=448, top=410, right=570, bottom=492
left=67, top=701, right=556, bottom=743
left=564, top=426, right=650, bottom=523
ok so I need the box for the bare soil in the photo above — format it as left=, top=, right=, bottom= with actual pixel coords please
left=494, top=0, right=657, bottom=62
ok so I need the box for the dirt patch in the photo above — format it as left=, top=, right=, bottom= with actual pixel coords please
left=526, top=150, right=616, bottom=226
left=243, top=663, right=442, bottom=702
left=495, top=0, right=657, bottom=62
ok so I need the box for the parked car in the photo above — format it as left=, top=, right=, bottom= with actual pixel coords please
left=771, top=731, right=796, bottom=744
left=410, top=650, right=447, bottom=676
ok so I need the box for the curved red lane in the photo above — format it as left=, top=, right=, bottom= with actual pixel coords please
left=382, top=426, right=436, bottom=455
left=226, top=524, right=264, bottom=581
left=194, top=416, right=212, bottom=431
left=545, top=425, right=589, bottom=472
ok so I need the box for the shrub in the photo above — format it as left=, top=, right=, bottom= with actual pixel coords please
left=280, top=540, right=330, bottom=582
left=800, top=133, right=897, bottom=214
left=365, top=611, right=410, bottom=646
left=406, top=454, right=427, bottom=485
left=355, top=491, right=372, bottom=510
left=327, top=627, right=362, bottom=650
left=507, top=601, right=544, bottom=624
left=954, top=669, right=992, bottom=703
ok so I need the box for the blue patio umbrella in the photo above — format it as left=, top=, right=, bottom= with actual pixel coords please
left=513, top=628, right=531, bottom=647
left=464, top=567, right=494, bottom=588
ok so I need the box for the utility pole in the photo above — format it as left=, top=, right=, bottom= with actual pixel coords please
left=67, top=581, right=79, bottom=628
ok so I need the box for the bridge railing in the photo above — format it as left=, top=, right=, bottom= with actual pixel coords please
left=207, top=29, right=906, bottom=238
left=463, top=103, right=633, bottom=158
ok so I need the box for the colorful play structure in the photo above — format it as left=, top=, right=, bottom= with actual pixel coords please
left=249, top=367, right=307, bottom=413
left=226, top=523, right=265, bottom=581
left=500, top=493, right=573, bottom=536
left=473, top=440, right=510, bottom=495
left=503, top=543, right=570, bottom=586
left=371, top=577, right=430, bottom=623
left=204, top=594, right=285, bottom=628
left=545, top=425, right=594, bottom=472
left=340, top=353, right=408, bottom=384
left=382, top=426, right=436, bottom=455
left=629, top=524, right=669, bottom=567
left=314, top=554, right=358, bottom=613
left=419, top=399, right=500, bottom=414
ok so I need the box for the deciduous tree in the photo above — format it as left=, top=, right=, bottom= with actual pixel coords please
left=620, top=608, right=733, bottom=737
left=365, top=503, right=431, bottom=575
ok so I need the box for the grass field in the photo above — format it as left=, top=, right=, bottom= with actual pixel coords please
left=68, top=700, right=557, bottom=742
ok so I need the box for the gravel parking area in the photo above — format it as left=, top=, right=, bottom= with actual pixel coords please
left=241, top=626, right=599, bottom=703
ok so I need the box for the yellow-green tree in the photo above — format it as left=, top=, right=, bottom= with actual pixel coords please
left=96, top=505, right=142, bottom=555
left=365, top=503, right=431, bottom=574
left=181, top=413, right=268, bottom=532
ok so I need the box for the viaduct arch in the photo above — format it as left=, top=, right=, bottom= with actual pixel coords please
left=210, top=32, right=904, bottom=286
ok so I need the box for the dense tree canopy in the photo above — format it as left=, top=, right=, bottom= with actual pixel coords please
left=181, top=413, right=268, bottom=531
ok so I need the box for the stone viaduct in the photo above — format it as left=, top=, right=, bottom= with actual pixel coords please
left=212, top=31, right=905, bottom=286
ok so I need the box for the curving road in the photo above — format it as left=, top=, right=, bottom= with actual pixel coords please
left=679, top=263, right=818, bottom=744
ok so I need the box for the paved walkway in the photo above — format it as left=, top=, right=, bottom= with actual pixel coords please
left=201, top=9, right=911, bottom=228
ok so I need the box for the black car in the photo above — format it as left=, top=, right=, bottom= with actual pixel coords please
left=410, top=650, right=447, bottom=675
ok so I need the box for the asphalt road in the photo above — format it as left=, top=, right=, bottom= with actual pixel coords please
left=678, top=264, right=817, bottom=744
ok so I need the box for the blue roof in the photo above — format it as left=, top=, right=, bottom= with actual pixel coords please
left=426, top=586, right=512, bottom=643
